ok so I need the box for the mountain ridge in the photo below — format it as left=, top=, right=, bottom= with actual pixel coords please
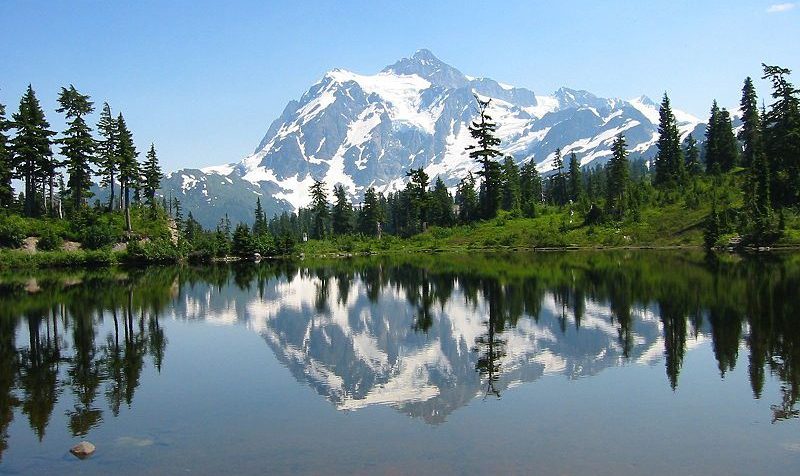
left=159, top=50, right=704, bottom=228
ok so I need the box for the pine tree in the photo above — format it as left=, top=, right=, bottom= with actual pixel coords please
left=232, top=223, right=253, bottom=256
left=331, top=184, right=354, bottom=235
left=466, top=95, right=503, bottom=219
left=253, top=197, right=269, bottom=236
left=96, top=103, right=118, bottom=210
left=359, top=187, right=382, bottom=236
left=116, top=113, right=139, bottom=232
left=654, top=93, right=685, bottom=187
left=739, top=77, right=762, bottom=169
left=501, top=156, right=521, bottom=212
left=519, top=161, right=542, bottom=217
left=550, top=148, right=568, bottom=205
left=605, top=134, right=629, bottom=220
left=0, top=100, right=13, bottom=208
left=762, top=64, right=800, bottom=207
left=429, top=176, right=454, bottom=226
left=309, top=179, right=329, bottom=239
left=56, top=85, right=96, bottom=212
left=567, top=151, right=583, bottom=202
left=704, top=101, right=739, bottom=173
left=455, top=172, right=479, bottom=223
left=405, top=167, right=429, bottom=230
left=141, top=143, right=163, bottom=207
left=11, top=85, right=57, bottom=216
left=684, top=134, right=702, bottom=176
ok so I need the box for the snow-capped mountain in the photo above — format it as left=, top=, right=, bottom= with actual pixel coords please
left=163, top=49, right=703, bottom=227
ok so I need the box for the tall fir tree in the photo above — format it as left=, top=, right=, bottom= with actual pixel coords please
left=519, top=161, right=542, bottom=217
left=11, top=85, right=56, bottom=216
left=331, top=184, right=354, bottom=235
left=253, top=197, right=269, bottom=236
left=309, top=179, right=329, bottom=239
left=359, top=187, right=382, bottom=236
left=550, top=148, right=568, bottom=205
left=405, top=167, right=429, bottom=230
left=684, top=134, right=702, bottom=176
left=116, top=113, right=139, bottom=232
left=739, top=77, right=762, bottom=169
left=141, top=143, right=163, bottom=207
left=501, top=156, right=521, bottom=212
left=605, top=134, right=630, bottom=220
left=455, top=172, right=479, bottom=223
left=704, top=101, right=739, bottom=173
left=0, top=100, right=13, bottom=208
left=654, top=93, right=685, bottom=188
left=56, top=85, right=96, bottom=212
left=96, top=103, right=118, bottom=210
left=567, top=151, right=583, bottom=202
left=466, top=95, right=503, bottom=219
left=429, top=176, right=455, bottom=227
left=762, top=64, right=800, bottom=207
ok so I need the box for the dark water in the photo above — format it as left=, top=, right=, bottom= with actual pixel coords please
left=0, top=251, right=799, bottom=475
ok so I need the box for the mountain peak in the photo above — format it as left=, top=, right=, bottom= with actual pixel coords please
left=382, top=49, right=468, bottom=89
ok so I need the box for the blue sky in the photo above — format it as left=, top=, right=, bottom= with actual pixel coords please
left=1, top=0, right=797, bottom=172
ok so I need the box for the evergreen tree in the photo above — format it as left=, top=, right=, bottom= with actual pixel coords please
left=96, top=103, right=118, bottom=210
left=331, top=184, right=354, bottom=235
left=704, top=101, right=739, bottom=173
left=455, top=172, right=479, bottom=223
left=358, top=187, right=382, bottom=236
left=567, top=151, right=583, bottom=202
left=466, top=95, right=503, bottom=218
left=762, top=64, right=800, bottom=207
left=56, top=85, right=96, bottom=212
left=0, top=100, right=13, bottom=208
left=605, top=134, right=630, bottom=220
left=309, top=179, right=329, bottom=239
left=141, top=144, right=162, bottom=208
left=231, top=223, right=253, bottom=256
left=739, top=77, right=762, bottom=169
left=704, top=203, right=720, bottom=250
left=183, top=211, right=202, bottom=244
left=550, top=148, right=568, bottom=205
left=253, top=197, right=269, bottom=236
left=501, top=156, right=521, bottom=212
left=116, top=114, right=139, bottom=232
left=684, top=134, right=702, bottom=176
left=429, top=176, right=455, bottom=227
left=654, top=93, right=685, bottom=188
left=519, top=161, right=542, bottom=217
left=11, top=85, right=56, bottom=216
left=405, top=167, right=429, bottom=231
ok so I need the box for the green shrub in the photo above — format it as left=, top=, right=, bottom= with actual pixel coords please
left=81, top=222, right=120, bottom=250
left=124, top=239, right=181, bottom=264
left=37, top=230, right=64, bottom=251
left=0, top=215, right=27, bottom=248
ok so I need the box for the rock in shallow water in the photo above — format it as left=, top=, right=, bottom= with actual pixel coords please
left=70, top=441, right=96, bottom=459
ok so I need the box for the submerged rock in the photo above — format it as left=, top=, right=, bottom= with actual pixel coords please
left=70, top=441, right=96, bottom=459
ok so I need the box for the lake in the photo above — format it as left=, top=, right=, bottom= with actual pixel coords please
left=0, top=251, right=798, bottom=475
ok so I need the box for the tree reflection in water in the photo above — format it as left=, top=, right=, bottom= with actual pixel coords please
left=0, top=250, right=799, bottom=458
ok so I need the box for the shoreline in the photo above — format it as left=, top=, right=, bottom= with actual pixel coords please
left=3, top=242, right=800, bottom=270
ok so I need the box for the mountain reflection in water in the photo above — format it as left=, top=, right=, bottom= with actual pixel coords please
left=1, top=251, right=799, bottom=460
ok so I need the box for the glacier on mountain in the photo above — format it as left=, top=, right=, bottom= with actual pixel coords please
left=161, top=49, right=703, bottom=227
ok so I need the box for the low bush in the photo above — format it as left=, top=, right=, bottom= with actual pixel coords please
left=0, top=215, right=27, bottom=248
left=36, top=230, right=64, bottom=251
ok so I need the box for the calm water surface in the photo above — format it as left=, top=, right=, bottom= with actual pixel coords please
left=0, top=251, right=799, bottom=475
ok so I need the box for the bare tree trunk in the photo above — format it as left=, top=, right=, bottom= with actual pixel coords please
left=124, top=183, right=132, bottom=233
left=108, top=170, right=115, bottom=212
